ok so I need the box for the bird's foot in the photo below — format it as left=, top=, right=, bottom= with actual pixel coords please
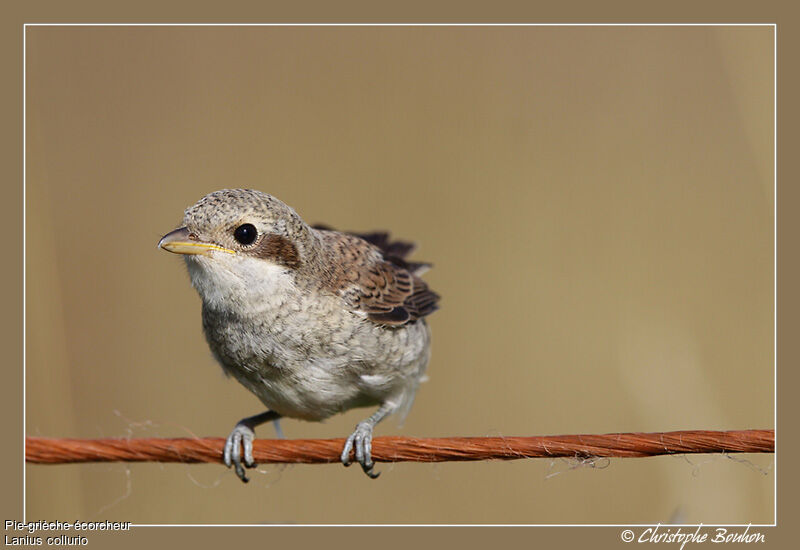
left=224, top=422, right=257, bottom=483
left=341, top=421, right=380, bottom=479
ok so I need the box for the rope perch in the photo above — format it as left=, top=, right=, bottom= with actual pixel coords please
left=26, top=429, right=773, bottom=465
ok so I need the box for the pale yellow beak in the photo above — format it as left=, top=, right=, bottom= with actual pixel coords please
left=158, top=227, right=235, bottom=256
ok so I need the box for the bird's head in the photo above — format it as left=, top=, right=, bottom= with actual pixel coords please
left=158, top=189, right=312, bottom=308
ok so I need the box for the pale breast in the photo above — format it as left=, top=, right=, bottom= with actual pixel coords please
left=201, top=291, right=431, bottom=421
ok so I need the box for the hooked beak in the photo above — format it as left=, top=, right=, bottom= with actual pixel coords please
left=158, top=227, right=235, bottom=256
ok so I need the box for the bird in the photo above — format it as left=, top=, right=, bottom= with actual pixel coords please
left=158, top=189, right=439, bottom=481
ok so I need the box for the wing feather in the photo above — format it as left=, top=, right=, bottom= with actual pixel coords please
left=314, top=226, right=440, bottom=326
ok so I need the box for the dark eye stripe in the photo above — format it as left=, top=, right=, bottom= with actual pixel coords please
left=251, top=233, right=301, bottom=269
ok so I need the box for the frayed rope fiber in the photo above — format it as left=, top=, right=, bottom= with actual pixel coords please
left=26, top=429, right=773, bottom=465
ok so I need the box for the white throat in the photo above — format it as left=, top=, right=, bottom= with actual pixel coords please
left=184, top=252, right=295, bottom=313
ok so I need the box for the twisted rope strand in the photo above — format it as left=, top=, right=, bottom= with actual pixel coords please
left=26, top=429, right=774, bottom=465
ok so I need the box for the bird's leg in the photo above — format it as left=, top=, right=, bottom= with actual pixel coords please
left=272, top=418, right=285, bottom=439
left=341, top=402, right=395, bottom=479
left=224, top=410, right=281, bottom=483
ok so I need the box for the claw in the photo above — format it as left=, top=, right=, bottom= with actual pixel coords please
left=341, top=421, right=380, bottom=479
left=224, top=423, right=256, bottom=483
left=221, top=411, right=281, bottom=484
left=362, top=436, right=378, bottom=478
left=354, top=432, right=364, bottom=465
left=243, top=435, right=255, bottom=467
left=341, top=436, right=354, bottom=466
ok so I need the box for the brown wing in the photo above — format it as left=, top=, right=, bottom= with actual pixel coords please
left=314, top=226, right=440, bottom=326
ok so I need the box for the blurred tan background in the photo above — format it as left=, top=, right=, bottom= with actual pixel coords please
left=25, top=26, right=773, bottom=524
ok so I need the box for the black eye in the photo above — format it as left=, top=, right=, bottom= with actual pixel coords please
left=233, top=223, right=258, bottom=245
